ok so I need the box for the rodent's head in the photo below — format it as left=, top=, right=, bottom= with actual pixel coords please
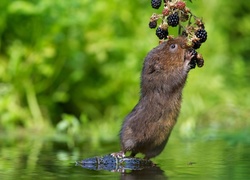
left=143, top=36, right=192, bottom=76
left=141, top=36, right=192, bottom=95
left=160, top=36, right=190, bottom=68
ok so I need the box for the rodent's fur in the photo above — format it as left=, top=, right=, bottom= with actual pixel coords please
left=119, top=37, right=193, bottom=159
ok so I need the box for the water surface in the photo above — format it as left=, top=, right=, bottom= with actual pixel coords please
left=0, top=132, right=249, bottom=179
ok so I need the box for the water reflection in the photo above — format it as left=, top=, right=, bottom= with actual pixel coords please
left=0, top=132, right=250, bottom=179
left=77, top=161, right=167, bottom=180
left=77, top=154, right=154, bottom=171
left=120, top=166, right=167, bottom=180
left=76, top=154, right=167, bottom=179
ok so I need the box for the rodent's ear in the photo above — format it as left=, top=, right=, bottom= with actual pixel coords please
left=169, top=43, right=178, bottom=53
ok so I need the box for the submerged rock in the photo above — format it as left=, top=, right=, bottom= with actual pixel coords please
left=76, top=154, right=154, bottom=171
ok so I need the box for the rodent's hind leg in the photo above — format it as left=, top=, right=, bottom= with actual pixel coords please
left=130, top=151, right=137, bottom=157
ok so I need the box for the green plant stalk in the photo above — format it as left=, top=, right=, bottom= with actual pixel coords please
left=25, top=80, right=46, bottom=129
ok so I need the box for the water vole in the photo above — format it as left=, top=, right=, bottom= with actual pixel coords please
left=115, top=36, right=193, bottom=159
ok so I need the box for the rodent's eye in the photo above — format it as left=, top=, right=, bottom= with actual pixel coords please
left=169, top=43, right=178, bottom=52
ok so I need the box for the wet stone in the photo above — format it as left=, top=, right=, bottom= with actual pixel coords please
left=76, top=154, right=154, bottom=171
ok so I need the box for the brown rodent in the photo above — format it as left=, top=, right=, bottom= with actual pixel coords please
left=114, top=36, right=193, bottom=160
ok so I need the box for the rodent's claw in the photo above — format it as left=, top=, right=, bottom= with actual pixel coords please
left=184, top=51, right=194, bottom=63
left=184, top=51, right=194, bottom=70
left=111, top=151, right=125, bottom=159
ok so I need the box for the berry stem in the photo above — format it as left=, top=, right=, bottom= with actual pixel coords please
left=178, top=24, right=181, bottom=35
left=188, top=14, right=193, bottom=26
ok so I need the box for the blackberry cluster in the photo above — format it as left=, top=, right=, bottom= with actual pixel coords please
left=167, top=12, right=179, bottom=27
left=188, top=48, right=204, bottom=69
left=156, top=27, right=168, bottom=39
left=148, top=0, right=207, bottom=69
left=151, top=0, right=162, bottom=9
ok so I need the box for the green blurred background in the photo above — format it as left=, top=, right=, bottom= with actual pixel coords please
left=0, top=0, right=249, bottom=143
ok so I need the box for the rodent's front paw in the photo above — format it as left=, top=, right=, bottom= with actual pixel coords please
left=184, top=51, right=194, bottom=63
left=184, top=51, right=194, bottom=69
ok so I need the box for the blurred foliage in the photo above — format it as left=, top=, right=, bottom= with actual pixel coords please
left=0, top=0, right=249, bottom=141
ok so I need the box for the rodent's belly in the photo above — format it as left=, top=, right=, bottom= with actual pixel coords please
left=131, top=117, right=176, bottom=146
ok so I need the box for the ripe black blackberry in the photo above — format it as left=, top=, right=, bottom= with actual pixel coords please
left=149, top=21, right=157, bottom=29
left=192, top=40, right=201, bottom=49
left=189, top=59, right=196, bottom=69
left=189, top=49, right=198, bottom=69
left=197, top=59, right=204, bottom=67
left=167, top=12, right=179, bottom=27
left=151, top=0, right=162, bottom=9
left=189, top=48, right=198, bottom=58
left=155, top=27, right=168, bottom=39
left=195, top=29, right=207, bottom=43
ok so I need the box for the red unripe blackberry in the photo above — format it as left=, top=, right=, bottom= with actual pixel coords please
left=151, top=0, right=162, bottom=9
left=195, top=29, right=207, bottom=43
left=156, top=27, right=168, bottom=39
left=167, top=12, right=179, bottom=27
left=176, top=1, right=186, bottom=10
left=162, top=8, right=170, bottom=16
left=149, top=21, right=157, bottom=29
